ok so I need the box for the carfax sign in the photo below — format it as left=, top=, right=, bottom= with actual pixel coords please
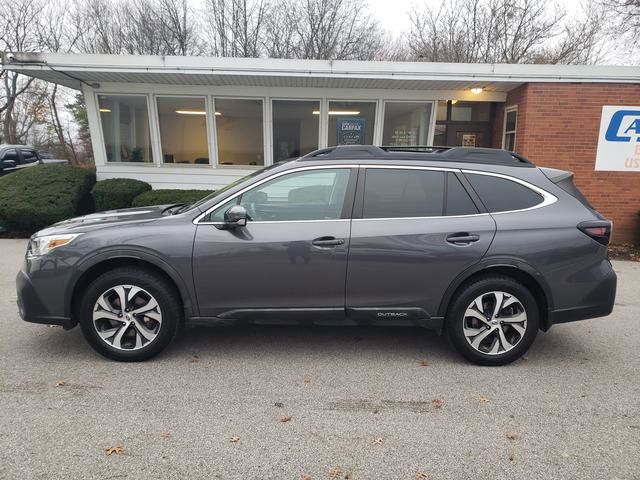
left=595, top=106, right=640, bottom=171
left=336, top=118, right=365, bottom=145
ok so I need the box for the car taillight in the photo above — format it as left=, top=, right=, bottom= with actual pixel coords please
left=578, top=221, right=612, bottom=245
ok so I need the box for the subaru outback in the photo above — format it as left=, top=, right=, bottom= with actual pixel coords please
left=16, top=145, right=617, bottom=365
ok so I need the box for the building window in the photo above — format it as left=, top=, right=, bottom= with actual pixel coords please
left=98, top=95, right=153, bottom=162
left=382, top=101, right=433, bottom=146
left=156, top=96, right=209, bottom=165
left=272, top=100, right=319, bottom=162
left=433, top=100, right=496, bottom=148
left=327, top=101, right=376, bottom=146
left=503, top=107, right=517, bottom=151
left=215, top=98, right=264, bottom=166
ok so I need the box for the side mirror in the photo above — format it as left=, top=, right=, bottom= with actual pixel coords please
left=223, top=205, right=248, bottom=228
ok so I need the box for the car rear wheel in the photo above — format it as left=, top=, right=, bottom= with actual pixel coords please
left=78, top=267, right=181, bottom=361
left=446, top=275, right=539, bottom=366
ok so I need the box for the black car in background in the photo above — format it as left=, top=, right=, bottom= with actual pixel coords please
left=0, top=144, right=67, bottom=174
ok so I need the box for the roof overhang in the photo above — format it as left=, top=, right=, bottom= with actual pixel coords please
left=2, top=52, right=640, bottom=92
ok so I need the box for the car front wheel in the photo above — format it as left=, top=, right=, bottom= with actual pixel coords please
left=78, top=267, right=181, bottom=361
left=446, top=275, right=539, bottom=366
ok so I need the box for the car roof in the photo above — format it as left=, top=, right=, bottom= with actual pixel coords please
left=296, top=145, right=535, bottom=169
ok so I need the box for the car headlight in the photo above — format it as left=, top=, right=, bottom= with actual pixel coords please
left=28, top=233, right=82, bottom=257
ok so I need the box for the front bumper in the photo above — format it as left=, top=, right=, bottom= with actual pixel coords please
left=16, top=270, right=74, bottom=328
left=549, top=263, right=617, bottom=325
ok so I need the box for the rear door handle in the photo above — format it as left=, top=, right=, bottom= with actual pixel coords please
left=446, top=233, right=480, bottom=245
left=312, top=236, right=345, bottom=247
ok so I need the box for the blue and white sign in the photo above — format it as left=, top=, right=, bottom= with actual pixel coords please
left=595, top=106, right=640, bottom=171
left=336, top=118, right=366, bottom=145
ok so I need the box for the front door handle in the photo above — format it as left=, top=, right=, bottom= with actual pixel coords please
left=446, top=233, right=480, bottom=245
left=312, top=236, right=345, bottom=247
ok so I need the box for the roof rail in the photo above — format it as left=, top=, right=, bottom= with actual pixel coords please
left=300, top=145, right=534, bottom=166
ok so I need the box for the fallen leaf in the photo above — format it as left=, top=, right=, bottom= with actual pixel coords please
left=303, top=378, right=311, bottom=384
left=161, top=432, right=171, bottom=439
left=372, top=437, right=384, bottom=445
left=417, top=360, right=430, bottom=366
left=301, top=475, right=312, bottom=480
left=505, top=433, right=519, bottom=441
left=280, top=416, right=292, bottom=423
left=190, top=355, right=200, bottom=363
left=55, top=381, right=66, bottom=387
left=329, top=468, right=343, bottom=479
left=479, top=396, right=490, bottom=403
left=431, top=399, right=444, bottom=409
left=416, top=471, right=428, bottom=480
left=105, top=445, right=124, bottom=456
left=508, top=451, right=515, bottom=462
left=230, top=436, right=240, bottom=443
left=372, top=409, right=379, bottom=414
left=274, top=402, right=284, bottom=408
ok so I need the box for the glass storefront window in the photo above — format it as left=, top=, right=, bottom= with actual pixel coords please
left=272, top=100, right=319, bottom=161
left=215, top=98, right=264, bottom=166
left=98, top=95, right=153, bottom=162
left=327, top=101, right=376, bottom=146
left=157, top=97, right=209, bottom=165
left=382, top=102, right=433, bottom=146
left=451, top=101, right=490, bottom=122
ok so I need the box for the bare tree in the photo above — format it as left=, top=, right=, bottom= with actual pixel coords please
left=604, top=0, right=640, bottom=33
left=407, top=0, right=604, bottom=64
left=204, top=0, right=268, bottom=57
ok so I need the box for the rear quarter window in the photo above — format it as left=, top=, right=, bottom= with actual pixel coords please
left=465, top=173, right=543, bottom=213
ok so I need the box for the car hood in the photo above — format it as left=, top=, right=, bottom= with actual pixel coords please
left=36, top=205, right=178, bottom=236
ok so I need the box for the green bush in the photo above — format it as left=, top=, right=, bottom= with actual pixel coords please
left=132, top=189, right=213, bottom=207
left=0, top=164, right=96, bottom=234
left=92, top=178, right=152, bottom=211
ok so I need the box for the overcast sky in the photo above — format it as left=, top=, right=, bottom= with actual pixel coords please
left=368, top=0, right=587, bottom=35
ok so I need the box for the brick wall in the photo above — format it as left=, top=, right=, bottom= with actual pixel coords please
left=498, top=83, right=640, bottom=244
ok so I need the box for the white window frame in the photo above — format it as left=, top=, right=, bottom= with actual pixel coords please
left=502, top=105, right=518, bottom=151
left=270, top=97, right=322, bottom=161
left=380, top=100, right=437, bottom=146
left=212, top=95, right=268, bottom=168
left=95, top=92, right=157, bottom=165
left=154, top=94, right=212, bottom=167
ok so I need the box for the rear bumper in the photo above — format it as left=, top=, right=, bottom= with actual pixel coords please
left=16, top=270, right=74, bottom=328
left=549, top=264, right=617, bottom=325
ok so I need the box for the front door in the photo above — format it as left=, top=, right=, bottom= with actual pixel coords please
left=193, top=166, right=357, bottom=321
left=346, top=167, right=496, bottom=322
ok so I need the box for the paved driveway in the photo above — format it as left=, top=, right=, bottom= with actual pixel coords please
left=1, top=238, right=639, bottom=480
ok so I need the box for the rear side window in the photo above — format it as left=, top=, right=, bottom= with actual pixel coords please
left=465, top=173, right=543, bottom=213
left=363, top=169, right=444, bottom=218
left=446, top=173, right=479, bottom=216
left=21, top=150, right=38, bottom=164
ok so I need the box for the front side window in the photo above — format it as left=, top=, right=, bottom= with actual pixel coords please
left=1, top=149, right=18, bottom=163
left=98, top=95, right=153, bottom=163
left=465, top=173, right=543, bottom=213
left=157, top=97, right=209, bottom=165
left=363, top=169, right=445, bottom=219
left=208, top=168, right=351, bottom=222
left=215, top=98, right=264, bottom=166
left=382, top=102, right=433, bottom=146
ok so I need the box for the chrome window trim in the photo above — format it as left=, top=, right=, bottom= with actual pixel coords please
left=193, top=163, right=557, bottom=225
left=461, top=169, right=557, bottom=214
left=194, top=164, right=358, bottom=224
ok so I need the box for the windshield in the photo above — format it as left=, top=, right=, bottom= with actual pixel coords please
left=185, top=162, right=287, bottom=212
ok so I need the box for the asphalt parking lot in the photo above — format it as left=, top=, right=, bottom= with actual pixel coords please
left=1, top=238, right=639, bottom=480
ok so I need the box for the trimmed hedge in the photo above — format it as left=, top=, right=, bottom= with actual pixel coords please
left=132, top=189, right=213, bottom=207
left=0, top=164, right=96, bottom=234
left=92, top=178, right=151, bottom=211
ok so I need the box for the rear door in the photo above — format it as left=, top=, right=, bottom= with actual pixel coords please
left=345, top=166, right=496, bottom=322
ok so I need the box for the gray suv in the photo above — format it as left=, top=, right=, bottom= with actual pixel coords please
left=16, top=146, right=617, bottom=365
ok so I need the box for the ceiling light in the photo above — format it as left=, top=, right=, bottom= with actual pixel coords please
left=312, top=110, right=361, bottom=115
left=176, top=110, right=206, bottom=115
left=450, top=100, right=458, bottom=105
left=470, top=87, right=484, bottom=95
left=99, top=108, right=111, bottom=113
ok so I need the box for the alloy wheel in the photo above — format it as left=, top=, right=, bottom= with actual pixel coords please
left=462, top=291, right=527, bottom=355
left=92, top=285, right=162, bottom=351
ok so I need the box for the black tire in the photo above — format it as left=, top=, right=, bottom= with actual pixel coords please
left=78, top=267, right=181, bottom=361
left=445, top=275, right=539, bottom=366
